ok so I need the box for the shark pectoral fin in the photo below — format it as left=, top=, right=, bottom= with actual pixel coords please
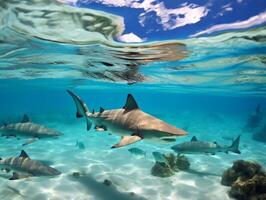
left=86, top=118, right=92, bottom=131
left=22, top=138, right=39, bottom=146
left=9, top=172, right=20, bottom=180
left=111, top=135, right=142, bottom=148
left=9, top=172, right=32, bottom=180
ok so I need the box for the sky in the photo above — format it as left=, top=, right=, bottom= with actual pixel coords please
left=58, top=0, right=266, bottom=42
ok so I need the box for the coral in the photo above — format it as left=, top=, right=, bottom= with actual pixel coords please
left=230, top=175, right=266, bottom=200
left=163, top=153, right=190, bottom=171
left=164, top=153, right=179, bottom=172
left=151, top=161, right=175, bottom=178
left=221, top=168, right=238, bottom=186
left=151, top=153, right=190, bottom=177
left=221, top=160, right=262, bottom=186
left=232, top=160, right=262, bottom=179
left=176, top=154, right=190, bottom=170
left=221, top=160, right=266, bottom=200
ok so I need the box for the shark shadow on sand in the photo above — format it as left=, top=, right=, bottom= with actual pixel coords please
left=69, top=173, right=147, bottom=200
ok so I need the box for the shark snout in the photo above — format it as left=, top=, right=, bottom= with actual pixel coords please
left=177, top=130, right=188, bottom=136
left=57, top=132, right=63, bottom=136
left=53, top=131, right=63, bottom=136
left=168, top=127, right=188, bottom=136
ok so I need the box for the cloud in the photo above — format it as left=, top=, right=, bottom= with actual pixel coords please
left=191, top=11, right=266, bottom=37
left=117, top=32, right=143, bottom=43
left=131, top=1, right=209, bottom=30
left=223, top=4, right=233, bottom=12
left=215, top=3, right=233, bottom=17
left=96, top=0, right=128, bottom=7
left=135, top=2, right=209, bottom=30
left=60, top=0, right=208, bottom=30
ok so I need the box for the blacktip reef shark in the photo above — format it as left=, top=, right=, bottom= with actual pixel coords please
left=171, top=135, right=241, bottom=155
left=0, top=114, right=62, bottom=146
left=67, top=90, right=187, bottom=148
left=0, top=150, right=61, bottom=180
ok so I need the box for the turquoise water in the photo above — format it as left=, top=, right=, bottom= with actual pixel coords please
left=0, top=0, right=266, bottom=199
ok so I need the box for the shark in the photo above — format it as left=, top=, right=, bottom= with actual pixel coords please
left=0, top=114, right=63, bottom=145
left=0, top=150, right=61, bottom=180
left=171, top=135, right=241, bottom=155
left=67, top=90, right=187, bottom=148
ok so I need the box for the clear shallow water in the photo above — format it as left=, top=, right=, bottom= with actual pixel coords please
left=0, top=88, right=266, bottom=200
left=0, top=0, right=266, bottom=200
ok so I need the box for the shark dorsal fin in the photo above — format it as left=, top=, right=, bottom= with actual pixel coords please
left=123, top=94, right=139, bottom=111
left=191, top=136, right=198, bottom=142
left=100, top=107, right=104, bottom=113
left=92, top=109, right=95, bottom=114
left=21, top=114, right=30, bottom=123
left=19, top=150, right=29, bottom=158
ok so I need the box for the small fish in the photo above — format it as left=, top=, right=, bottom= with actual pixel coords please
left=152, top=152, right=167, bottom=163
left=171, top=135, right=241, bottom=155
left=76, top=140, right=86, bottom=150
left=128, top=147, right=146, bottom=158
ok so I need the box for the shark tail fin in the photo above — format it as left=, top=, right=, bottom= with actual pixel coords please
left=229, top=135, right=241, bottom=154
left=67, top=90, right=92, bottom=131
